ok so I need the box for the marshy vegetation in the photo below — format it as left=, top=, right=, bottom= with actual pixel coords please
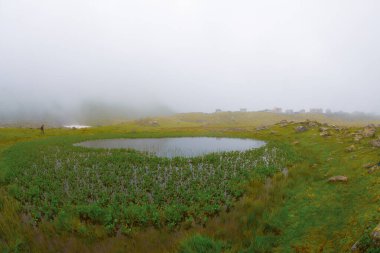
left=4, top=135, right=296, bottom=232
left=1, top=113, right=380, bottom=252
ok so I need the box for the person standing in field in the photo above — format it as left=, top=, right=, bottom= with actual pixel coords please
left=40, top=124, right=45, bottom=135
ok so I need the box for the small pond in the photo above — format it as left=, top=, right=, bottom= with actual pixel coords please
left=75, top=137, right=266, bottom=158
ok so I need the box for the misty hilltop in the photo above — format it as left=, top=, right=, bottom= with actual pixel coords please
left=0, top=99, right=173, bottom=126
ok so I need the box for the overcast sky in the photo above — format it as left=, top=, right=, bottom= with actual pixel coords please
left=1, top=0, right=380, bottom=119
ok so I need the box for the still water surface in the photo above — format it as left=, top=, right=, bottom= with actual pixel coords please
left=75, top=137, right=266, bottom=158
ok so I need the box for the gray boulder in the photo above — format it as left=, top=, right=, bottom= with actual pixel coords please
left=372, top=139, right=380, bottom=148
left=328, top=175, right=348, bottom=183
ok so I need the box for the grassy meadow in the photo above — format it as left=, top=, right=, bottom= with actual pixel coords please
left=1, top=112, right=380, bottom=252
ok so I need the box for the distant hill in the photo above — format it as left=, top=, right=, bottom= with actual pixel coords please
left=0, top=100, right=174, bottom=127
left=1, top=105, right=380, bottom=128
left=129, top=111, right=380, bottom=129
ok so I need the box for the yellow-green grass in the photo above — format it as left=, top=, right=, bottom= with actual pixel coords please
left=0, top=113, right=380, bottom=252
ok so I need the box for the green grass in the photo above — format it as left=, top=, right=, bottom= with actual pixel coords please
left=5, top=137, right=292, bottom=231
left=178, top=234, right=224, bottom=253
left=0, top=114, right=380, bottom=252
left=3, top=134, right=295, bottom=232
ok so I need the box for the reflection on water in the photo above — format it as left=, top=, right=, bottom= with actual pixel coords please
left=75, top=137, right=266, bottom=158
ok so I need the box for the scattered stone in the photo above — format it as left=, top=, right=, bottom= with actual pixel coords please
left=281, top=167, right=289, bottom=177
left=297, top=120, right=323, bottom=128
left=137, top=119, right=160, bottom=127
left=256, top=126, right=268, bottom=131
left=368, top=166, right=380, bottom=174
left=277, top=120, right=294, bottom=127
left=354, top=135, right=363, bottom=142
left=295, top=126, right=308, bottom=133
left=372, top=223, right=380, bottom=245
left=362, top=126, right=377, bottom=138
left=363, top=163, right=377, bottom=169
left=320, top=131, right=330, bottom=137
left=225, top=127, right=245, bottom=132
left=308, top=121, right=319, bottom=127
left=329, top=125, right=345, bottom=132
left=20, top=213, right=32, bottom=225
left=151, top=120, right=159, bottom=126
left=319, top=127, right=329, bottom=132
left=292, top=141, right=300, bottom=145
left=278, top=120, right=289, bottom=127
left=351, top=240, right=360, bottom=252
left=328, top=175, right=348, bottom=183
left=345, top=145, right=356, bottom=152
left=372, top=139, right=380, bottom=148
left=264, top=178, right=272, bottom=192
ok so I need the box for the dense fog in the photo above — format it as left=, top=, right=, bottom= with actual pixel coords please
left=1, top=0, right=379, bottom=124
